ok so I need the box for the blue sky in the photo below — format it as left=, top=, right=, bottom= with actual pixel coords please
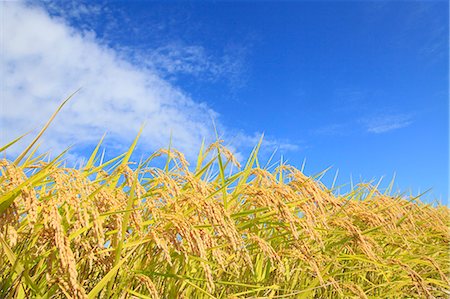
left=1, top=1, right=448, bottom=202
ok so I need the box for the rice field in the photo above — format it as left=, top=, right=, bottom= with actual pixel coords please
left=1, top=104, right=449, bottom=298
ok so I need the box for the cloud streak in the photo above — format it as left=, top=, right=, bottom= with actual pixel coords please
left=362, top=114, right=413, bottom=134
left=313, top=113, right=414, bottom=137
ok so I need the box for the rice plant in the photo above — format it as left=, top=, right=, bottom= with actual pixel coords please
left=1, top=101, right=449, bottom=298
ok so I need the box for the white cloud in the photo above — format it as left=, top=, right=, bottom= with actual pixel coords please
left=1, top=2, right=219, bottom=158
left=362, top=114, right=413, bottom=134
left=1, top=2, right=298, bottom=162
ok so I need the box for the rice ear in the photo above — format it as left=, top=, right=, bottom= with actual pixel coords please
left=2, top=121, right=449, bottom=298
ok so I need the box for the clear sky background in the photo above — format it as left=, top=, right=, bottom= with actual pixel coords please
left=1, top=1, right=448, bottom=203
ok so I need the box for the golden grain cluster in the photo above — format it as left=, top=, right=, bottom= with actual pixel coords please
left=1, top=132, right=449, bottom=298
left=1, top=100, right=449, bottom=298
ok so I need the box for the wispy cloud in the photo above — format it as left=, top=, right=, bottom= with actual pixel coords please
left=38, top=0, right=250, bottom=90
left=40, top=0, right=104, bottom=21
left=361, top=114, right=413, bottom=134
left=134, top=42, right=248, bottom=88
left=1, top=2, right=293, bottom=162
left=313, top=113, right=414, bottom=136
